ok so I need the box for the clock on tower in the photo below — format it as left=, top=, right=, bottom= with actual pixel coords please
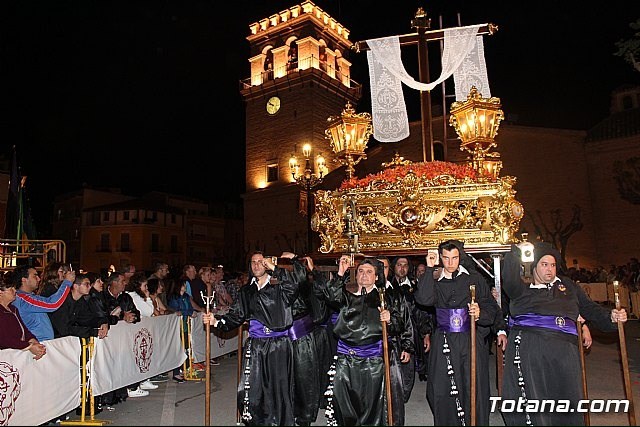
left=240, top=1, right=363, bottom=255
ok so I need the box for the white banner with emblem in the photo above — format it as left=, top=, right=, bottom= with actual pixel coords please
left=190, top=311, right=242, bottom=363
left=0, top=336, right=81, bottom=426
left=91, top=315, right=186, bottom=396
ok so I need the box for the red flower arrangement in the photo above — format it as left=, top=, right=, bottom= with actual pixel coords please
left=338, top=161, right=489, bottom=191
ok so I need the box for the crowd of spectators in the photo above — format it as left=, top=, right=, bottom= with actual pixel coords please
left=0, top=259, right=249, bottom=420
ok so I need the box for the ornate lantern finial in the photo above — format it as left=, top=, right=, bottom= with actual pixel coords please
left=449, top=86, right=505, bottom=179
left=324, top=102, right=373, bottom=179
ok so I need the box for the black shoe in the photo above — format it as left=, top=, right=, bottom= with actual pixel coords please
left=173, top=374, right=186, bottom=383
left=150, top=374, right=169, bottom=383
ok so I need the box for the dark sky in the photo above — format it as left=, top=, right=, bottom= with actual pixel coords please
left=3, top=0, right=639, bottom=235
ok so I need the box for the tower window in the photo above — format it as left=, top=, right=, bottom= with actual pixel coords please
left=267, top=163, right=279, bottom=182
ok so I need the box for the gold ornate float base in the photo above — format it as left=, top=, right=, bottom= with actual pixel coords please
left=312, top=161, right=524, bottom=255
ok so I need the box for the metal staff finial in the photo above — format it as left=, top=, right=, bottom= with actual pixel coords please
left=200, top=290, right=216, bottom=313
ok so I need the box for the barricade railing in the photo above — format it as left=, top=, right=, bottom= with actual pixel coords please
left=183, top=315, right=201, bottom=381
left=2, top=316, right=186, bottom=425
left=60, top=337, right=107, bottom=426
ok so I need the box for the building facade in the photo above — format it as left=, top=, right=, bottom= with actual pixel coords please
left=52, top=188, right=244, bottom=274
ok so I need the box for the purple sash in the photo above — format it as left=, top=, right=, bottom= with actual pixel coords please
left=322, top=311, right=339, bottom=328
left=287, top=314, right=315, bottom=340
left=509, top=314, right=577, bottom=335
left=331, top=311, right=339, bottom=324
left=337, top=339, right=383, bottom=358
left=248, top=319, right=288, bottom=338
left=436, top=308, right=470, bottom=333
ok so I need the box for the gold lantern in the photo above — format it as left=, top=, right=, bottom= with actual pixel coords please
left=324, top=101, right=373, bottom=179
left=449, top=86, right=504, bottom=179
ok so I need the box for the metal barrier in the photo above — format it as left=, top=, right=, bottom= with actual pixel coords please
left=60, top=337, right=107, bottom=426
left=0, top=238, right=66, bottom=272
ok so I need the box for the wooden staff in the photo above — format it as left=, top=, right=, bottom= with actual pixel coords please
left=201, top=287, right=215, bottom=426
left=378, top=286, right=394, bottom=426
left=491, top=253, right=504, bottom=396
left=236, top=322, right=246, bottom=424
left=470, top=284, right=477, bottom=427
left=613, top=281, right=636, bottom=426
left=576, top=319, right=590, bottom=425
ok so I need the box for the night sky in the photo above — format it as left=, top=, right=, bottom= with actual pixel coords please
left=3, top=0, right=639, bottom=235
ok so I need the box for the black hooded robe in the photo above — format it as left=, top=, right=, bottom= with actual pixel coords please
left=214, top=267, right=298, bottom=426
left=501, top=243, right=618, bottom=426
left=414, top=240, right=498, bottom=426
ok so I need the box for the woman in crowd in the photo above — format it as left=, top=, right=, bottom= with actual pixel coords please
left=0, top=272, right=47, bottom=359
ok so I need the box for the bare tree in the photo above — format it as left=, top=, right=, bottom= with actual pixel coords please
left=614, top=18, right=640, bottom=72
left=528, top=204, right=583, bottom=271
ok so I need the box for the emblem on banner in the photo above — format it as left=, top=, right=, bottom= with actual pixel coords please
left=133, top=328, right=154, bottom=373
left=0, top=361, right=21, bottom=425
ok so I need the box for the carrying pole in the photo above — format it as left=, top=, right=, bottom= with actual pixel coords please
left=378, top=287, right=394, bottom=426
left=236, top=322, right=246, bottom=424
left=613, top=281, right=636, bottom=426
left=470, top=284, right=477, bottom=426
left=576, top=320, right=590, bottom=425
left=201, top=287, right=215, bottom=426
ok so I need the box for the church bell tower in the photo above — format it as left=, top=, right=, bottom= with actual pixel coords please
left=240, top=0, right=362, bottom=254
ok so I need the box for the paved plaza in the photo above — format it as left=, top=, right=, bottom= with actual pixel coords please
left=62, top=317, right=640, bottom=426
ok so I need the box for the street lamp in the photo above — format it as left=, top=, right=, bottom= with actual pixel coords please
left=324, top=101, right=373, bottom=179
left=289, top=143, right=325, bottom=254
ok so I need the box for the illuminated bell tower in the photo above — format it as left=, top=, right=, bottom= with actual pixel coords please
left=240, top=0, right=362, bottom=254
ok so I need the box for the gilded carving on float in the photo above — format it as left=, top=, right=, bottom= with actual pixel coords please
left=313, top=163, right=524, bottom=254
left=314, top=86, right=523, bottom=254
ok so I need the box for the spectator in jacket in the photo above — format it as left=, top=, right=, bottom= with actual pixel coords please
left=0, top=274, right=47, bottom=359
left=12, top=265, right=75, bottom=342
left=49, top=274, right=109, bottom=339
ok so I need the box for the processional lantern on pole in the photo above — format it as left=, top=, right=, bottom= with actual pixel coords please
left=515, top=233, right=535, bottom=284
left=324, top=101, right=373, bottom=180
left=449, top=86, right=505, bottom=180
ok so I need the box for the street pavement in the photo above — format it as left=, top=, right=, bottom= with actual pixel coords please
left=62, top=317, right=640, bottom=426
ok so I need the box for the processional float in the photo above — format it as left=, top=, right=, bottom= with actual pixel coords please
left=309, top=6, right=635, bottom=426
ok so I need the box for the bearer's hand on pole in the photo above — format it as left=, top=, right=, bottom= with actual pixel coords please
left=581, top=324, right=593, bottom=349
left=496, top=333, right=507, bottom=351
left=426, top=250, right=438, bottom=268
left=423, top=334, right=431, bottom=353
left=378, top=307, right=390, bottom=324
left=337, top=255, right=351, bottom=276
left=468, top=302, right=480, bottom=320
left=202, top=312, right=219, bottom=327
left=611, top=308, right=627, bottom=323
left=300, top=256, right=314, bottom=271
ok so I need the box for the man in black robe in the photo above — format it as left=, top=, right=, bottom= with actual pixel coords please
left=203, top=251, right=298, bottom=426
left=317, top=256, right=404, bottom=426
left=501, top=242, right=627, bottom=425
left=415, top=239, right=498, bottom=426
left=376, top=255, right=419, bottom=426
